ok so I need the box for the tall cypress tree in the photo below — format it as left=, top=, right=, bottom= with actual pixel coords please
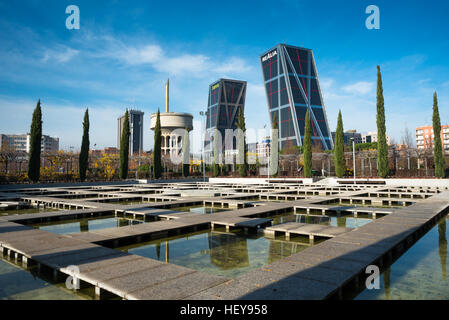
left=153, top=109, right=162, bottom=179
left=182, top=127, right=190, bottom=177
left=334, top=110, right=345, bottom=177
left=376, top=66, right=389, bottom=178
left=28, top=100, right=42, bottom=182
left=79, top=108, right=90, bottom=181
left=237, top=108, right=247, bottom=177
left=303, top=109, right=312, bottom=177
left=119, top=110, right=130, bottom=179
left=433, top=92, right=446, bottom=178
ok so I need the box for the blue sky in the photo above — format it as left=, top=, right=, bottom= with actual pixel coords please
left=0, top=0, right=448, bottom=152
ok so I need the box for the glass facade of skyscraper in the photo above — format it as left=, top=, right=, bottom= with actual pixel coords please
left=260, top=44, right=333, bottom=150
left=205, top=79, right=247, bottom=152
left=117, top=109, right=144, bottom=155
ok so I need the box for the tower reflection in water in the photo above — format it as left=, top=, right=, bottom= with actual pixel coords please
left=208, top=232, right=250, bottom=270
left=119, top=229, right=308, bottom=278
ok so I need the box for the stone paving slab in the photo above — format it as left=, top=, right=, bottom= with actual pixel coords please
left=126, top=271, right=229, bottom=300
left=77, top=256, right=164, bottom=286
left=261, top=259, right=354, bottom=286
left=325, top=233, right=400, bottom=251
left=266, top=223, right=350, bottom=238
left=67, top=232, right=116, bottom=243
left=312, top=241, right=390, bottom=261
left=61, top=253, right=142, bottom=274
left=374, top=217, right=426, bottom=228
left=1, top=208, right=111, bottom=223
left=234, top=272, right=337, bottom=300
left=0, top=228, right=55, bottom=245
left=4, top=237, right=95, bottom=257
left=285, top=251, right=369, bottom=273
left=99, top=263, right=196, bottom=297
left=296, top=242, right=383, bottom=265
left=35, top=246, right=123, bottom=269
left=0, top=220, right=33, bottom=233
left=266, top=222, right=307, bottom=231
left=211, top=217, right=272, bottom=228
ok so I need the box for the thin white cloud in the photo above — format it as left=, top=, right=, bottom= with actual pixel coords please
left=119, top=44, right=163, bottom=65
left=85, top=35, right=252, bottom=77
left=41, top=46, right=79, bottom=63
left=213, top=57, right=252, bottom=74
left=342, top=81, right=374, bottom=96
left=155, top=54, right=210, bottom=76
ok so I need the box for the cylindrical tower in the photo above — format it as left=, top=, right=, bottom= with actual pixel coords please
left=150, top=79, right=193, bottom=156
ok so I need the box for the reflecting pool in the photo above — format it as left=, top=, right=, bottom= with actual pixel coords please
left=0, top=257, right=87, bottom=300
left=118, top=229, right=310, bottom=278
left=355, top=215, right=449, bottom=300
left=31, top=216, right=144, bottom=235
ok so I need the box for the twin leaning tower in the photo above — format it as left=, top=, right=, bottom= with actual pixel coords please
left=150, top=43, right=333, bottom=156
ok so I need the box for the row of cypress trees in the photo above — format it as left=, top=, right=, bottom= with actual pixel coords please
left=331, top=66, right=445, bottom=178
left=25, top=68, right=446, bottom=183
left=26, top=103, right=133, bottom=182
left=331, top=66, right=390, bottom=178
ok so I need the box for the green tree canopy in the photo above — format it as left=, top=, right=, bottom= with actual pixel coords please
left=28, top=99, right=42, bottom=182
left=119, top=110, right=130, bottom=179
left=304, top=109, right=312, bottom=178
left=334, top=110, right=345, bottom=178
left=433, top=92, right=446, bottom=178
left=376, top=66, right=389, bottom=178
left=79, top=108, right=90, bottom=181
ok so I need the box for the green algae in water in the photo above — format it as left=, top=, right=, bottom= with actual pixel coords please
left=31, top=215, right=144, bottom=235
left=118, top=230, right=309, bottom=278
left=355, top=216, right=449, bottom=300
left=0, top=257, right=88, bottom=300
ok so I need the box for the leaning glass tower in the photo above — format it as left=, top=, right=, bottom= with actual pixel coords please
left=260, top=44, right=333, bottom=150
left=205, top=78, right=247, bottom=153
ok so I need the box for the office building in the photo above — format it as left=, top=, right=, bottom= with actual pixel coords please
left=118, top=109, right=144, bottom=155
left=260, top=44, right=333, bottom=151
left=205, top=78, right=247, bottom=153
